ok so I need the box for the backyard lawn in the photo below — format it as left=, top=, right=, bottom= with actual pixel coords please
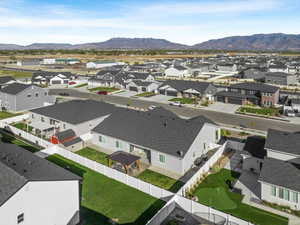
left=192, top=169, right=288, bottom=225
left=137, top=169, right=184, bottom=193
left=75, top=147, right=109, bottom=166
left=47, top=154, right=165, bottom=225
left=0, top=111, right=21, bottom=120
left=13, top=122, right=33, bottom=132
left=169, top=98, right=196, bottom=104
left=1, top=132, right=41, bottom=153
left=88, top=86, right=120, bottom=92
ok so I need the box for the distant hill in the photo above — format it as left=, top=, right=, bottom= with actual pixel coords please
left=192, top=33, right=300, bottom=51
left=1, top=34, right=300, bottom=51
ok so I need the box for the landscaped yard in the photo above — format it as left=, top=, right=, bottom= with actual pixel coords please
left=238, top=106, right=280, bottom=117
left=0, top=111, right=21, bottom=120
left=75, top=147, right=109, bottom=166
left=135, top=92, right=156, bottom=97
left=137, top=169, right=184, bottom=193
left=47, top=154, right=165, bottom=225
left=12, top=122, right=33, bottom=132
left=0, top=70, right=32, bottom=78
left=169, top=98, right=196, bottom=104
left=1, top=132, right=41, bottom=153
left=192, top=169, right=288, bottom=225
left=88, top=86, right=120, bottom=92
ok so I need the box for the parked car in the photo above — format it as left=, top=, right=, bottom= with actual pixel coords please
left=97, top=91, right=108, bottom=95
left=148, top=105, right=157, bottom=110
left=69, top=81, right=76, bottom=85
left=169, top=101, right=182, bottom=107
left=286, top=109, right=296, bottom=117
left=59, top=92, right=70, bottom=96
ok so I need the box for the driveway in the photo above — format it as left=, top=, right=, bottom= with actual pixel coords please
left=207, top=102, right=240, bottom=114
left=113, top=90, right=137, bottom=97
left=141, top=94, right=173, bottom=104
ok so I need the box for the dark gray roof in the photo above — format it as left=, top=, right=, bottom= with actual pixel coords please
left=0, top=76, right=15, bottom=84
left=132, top=80, right=153, bottom=87
left=265, top=72, right=294, bottom=77
left=0, top=143, right=80, bottom=206
left=62, top=137, right=83, bottom=147
left=259, top=157, right=300, bottom=192
left=30, top=100, right=116, bottom=125
left=0, top=83, right=32, bottom=95
left=149, top=107, right=179, bottom=118
left=291, top=99, right=300, bottom=105
left=173, top=65, right=187, bottom=71
left=92, top=109, right=215, bottom=158
left=215, top=91, right=259, bottom=99
left=243, top=136, right=266, bottom=159
left=32, top=71, right=75, bottom=81
left=230, top=82, right=279, bottom=93
left=265, top=129, right=300, bottom=156
left=161, top=80, right=213, bottom=94
left=56, top=129, right=76, bottom=141
left=108, top=151, right=140, bottom=166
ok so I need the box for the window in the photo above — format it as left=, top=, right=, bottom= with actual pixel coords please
left=271, top=186, right=276, bottom=197
left=17, top=213, right=24, bottom=223
left=35, top=93, right=39, bottom=97
left=130, top=145, right=134, bottom=152
left=63, top=124, right=66, bottom=129
left=31, top=114, right=34, bottom=119
left=44, top=92, right=47, bottom=96
left=215, top=130, right=219, bottom=141
left=284, top=189, right=290, bottom=201
left=99, top=135, right=105, bottom=143
left=27, top=94, right=31, bottom=97
left=203, top=143, right=206, bottom=150
left=292, top=191, right=298, bottom=203
left=116, top=140, right=122, bottom=148
left=279, top=188, right=284, bottom=199
left=159, top=154, right=166, bottom=163
left=41, top=117, right=44, bottom=122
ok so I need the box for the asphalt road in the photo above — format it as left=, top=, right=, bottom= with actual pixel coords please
left=50, top=89, right=300, bottom=132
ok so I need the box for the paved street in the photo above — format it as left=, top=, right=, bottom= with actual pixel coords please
left=50, top=89, right=300, bottom=132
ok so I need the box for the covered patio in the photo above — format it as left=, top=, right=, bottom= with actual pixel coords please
left=26, top=120, right=55, bottom=139
left=108, top=151, right=142, bottom=176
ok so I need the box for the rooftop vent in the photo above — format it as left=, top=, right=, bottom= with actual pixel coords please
left=177, top=151, right=184, bottom=157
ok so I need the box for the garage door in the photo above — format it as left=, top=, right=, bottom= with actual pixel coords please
left=141, top=87, right=147, bottom=92
left=51, top=80, right=62, bottom=85
left=216, top=96, right=225, bottom=102
left=129, top=86, right=138, bottom=92
left=228, top=97, right=243, bottom=105
left=166, top=91, right=178, bottom=97
left=159, top=89, right=166, bottom=95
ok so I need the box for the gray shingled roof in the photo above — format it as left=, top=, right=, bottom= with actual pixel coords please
left=161, top=80, right=213, bottom=93
left=231, top=82, right=279, bottom=93
left=56, top=129, right=76, bottom=141
left=265, top=129, right=300, bottom=156
left=243, top=136, right=266, bottom=159
left=259, top=157, right=300, bottom=192
left=0, top=83, right=32, bottom=95
left=0, top=143, right=80, bottom=206
left=0, top=76, right=15, bottom=84
left=92, top=109, right=215, bottom=158
left=30, top=100, right=117, bottom=125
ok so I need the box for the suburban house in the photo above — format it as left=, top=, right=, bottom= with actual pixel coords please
left=216, top=63, right=238, bottom=72
left=87, top=70, right=123, bottom=88
left=158, top=80, right=218, bottom=101
left=86, top=61, right=125, bottom=69
left=127, top=80, right=161, bottom=93
left=258, top=129, right=300, bottom=210
left=56, top=58, right=80, bottom=65
left=0, top=83, right=55, bottom=112
left=0, top=76, right=16, bottom=87
left=17, top=59, right=40, bottom=66
left=29, top=99, right=117, bottom=138
left=32, top=71, right=76, bottom=86
left=268, top=64, right=288, bottom=73
left=215, top=82, right=280, bottom=107
left=238, top=68, right=266, bottom=81
left=165, top=65, right=190, bottom=78
left=91, top=108, right=221, bottom=176
left=0, top=143, right=81, bottom=225
left=186, top=63, right=214, bottom=76
left=265, top=72, right=298, bottom=86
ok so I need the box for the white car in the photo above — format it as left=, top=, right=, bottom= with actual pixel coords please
left=169, top=101, right=182, bottom=107
left=148, top=105, right=157, bottom=110
left=286, top=110, right=296, bottom=117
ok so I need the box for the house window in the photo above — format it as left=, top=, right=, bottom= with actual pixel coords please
left=31, top=114, right=34, bottom=119
left=130, top=145, right=134, bottom=152
left=63, top=124, right=66, bottom=129
left=203, top=143, right=206, bottom=150
left=116, top=140, right=122, bottom=148
left=284, top=189, right=290, bottom=201
left=215, top=130, right=219, bottom=141
left=279, top=188, right=284, bottom=199
left=271, top=186, right=276, bottom=197
left=44, top=92, right=48, bottom=96
left=17, top=213, right=24, bottom=223
left=99, top=135, right=105, bottom=143
left=292, top=192, right=298, bottom=203
left=35, top=93, right=39, bottom=97
left=27, top=94, right=31, bottom=97
left=159, top=154, right=166, bottom=163
left=41, top=117, right=44, bottom=122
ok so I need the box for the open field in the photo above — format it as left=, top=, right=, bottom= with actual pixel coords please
left=47, top=154, right=165, bottom=225
left=192, top=169, right=288, bottom=225
left=0, top=69, right=32, bottom=78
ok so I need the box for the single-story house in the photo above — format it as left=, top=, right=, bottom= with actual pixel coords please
left=86, top=61, right=125, bottom=69
left=0, top=83, right=55, bottom=112
left=165, top=65, right=190, bottom=78
left=91, top=108, right=221, bottom=176
left=32, top=71, right=76, bottom=86
left=265, top=72, right=297, bottom=86
left=0, top=143, right=81, bottom=225
left=0, top=76, right=16, bottom=87
left=127, top=80, right=161, bottom=93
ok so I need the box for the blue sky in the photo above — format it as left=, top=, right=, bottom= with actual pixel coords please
left=0, top=0, right=299, bottom=45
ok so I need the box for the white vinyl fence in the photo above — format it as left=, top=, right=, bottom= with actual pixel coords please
left=178, top=142, right=227, bottom=196
left=0, top=114, right=29, bottom=127
left=44, top=146, right=174, bottom=200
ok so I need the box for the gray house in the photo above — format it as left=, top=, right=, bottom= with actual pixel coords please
left=265, top=72, right=298, bottom=86
left=91, top=108, right=221, bottom=176
left=0, top=83, right=55, bottom=112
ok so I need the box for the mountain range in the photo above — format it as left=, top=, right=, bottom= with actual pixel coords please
left=1, top=33, right=300, bottom=51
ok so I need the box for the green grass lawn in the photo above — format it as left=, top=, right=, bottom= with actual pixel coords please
left=192, top=169, right=288, bottom=225
left=135, top=92, right=156, bottom=97
left=74, top=83, right=88, bottom=88
left=13, top=122, right=33, bottom=132
left=75, top=147, right=109, bottom=166
left=169, top=98, right=196, bottom=104
left=238, top=107, right=280, bottom=117
left=47, top=154, right=165, bottom=225
left=0, top=70, right=32, bottom=78
left=88, top=86, right=120, bottom=92
left=137, top=169, right=184, bottom=193
left=1, top=132, right=41, bottom=152
left=0, top=111, right=21, bottom=120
